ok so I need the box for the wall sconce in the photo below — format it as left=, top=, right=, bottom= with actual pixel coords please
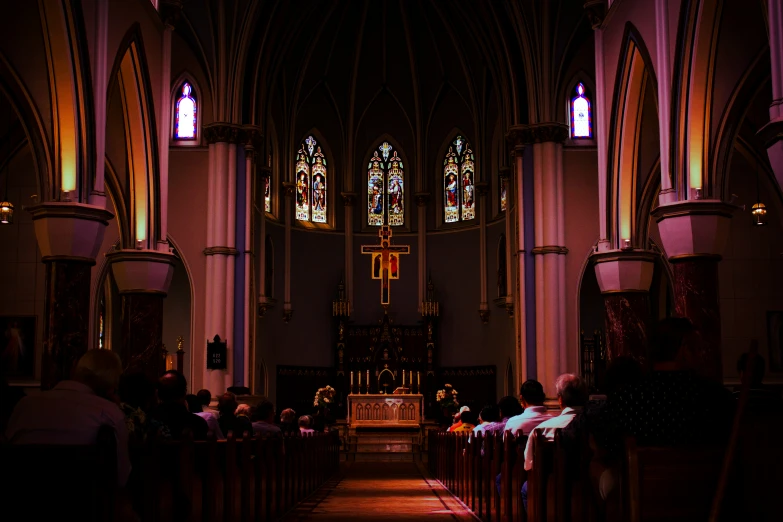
left=61, top=189, right=72, bottom=202
left=752, top=169, right=767, bottom=226
left=136, top=239, right=144, bottom=250
left=621, top=239, right=632, bottom=250
left=0, top=200, right=13, bottom=224
left=693, top=187, right=703, bottom=200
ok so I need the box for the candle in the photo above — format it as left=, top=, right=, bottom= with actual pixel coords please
left=351, top=371, right=354, bottom=386
left=409, top=371, right=413, bottom=388
left=402, top=370, right=405, bottom=387
left=366, top=370, right=370, bottom=391
left=358, top=371, right=361, bottom=387
left=417, top=371, right=420, bottom=387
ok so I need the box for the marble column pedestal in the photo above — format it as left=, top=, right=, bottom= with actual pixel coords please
left=41, top=260, right=94, bottom=389
left=671, top=256, right=722, bottom=381
left=120, top=293, right=165, bottom=379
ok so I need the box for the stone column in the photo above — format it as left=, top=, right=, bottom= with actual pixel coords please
left=27, top=203, right=114, bottom=388
left=106, top=250, right=175, bottom=380
left=203, top=123, right=242, bottom=395
left=415, top=192, right=430, bottom=310
left=499, top=166, right=514, bottom=314
left=341, top=192, right=357, bottom=314
left=592, top=250, right=657, bottom=366
left=282, top=181, right=295, bottom=323
left=652, top=200, right=735, bottom=381
left=258, top=165, right=275, bottom=317
left=508, top=123, right=569, bottom=395
left=477, top=182, right=490, bottom=323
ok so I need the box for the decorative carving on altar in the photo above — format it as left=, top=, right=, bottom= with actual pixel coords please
left=348, top=394, right=423, bottom=426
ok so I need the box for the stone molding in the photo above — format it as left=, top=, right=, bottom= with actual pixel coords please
left=242, top=125, right=263, bottom=150
left=531, top=245, right=569, bottom=255
left=203, top=123, right=244, bottom=144
left=591, top=249, right=657, bottom=293
left=106, top=249, right=176, bottom=295
left=756, top=117, right=783, bottom=148
left=27, top=202, right=114, bottom=263
left=506, top=122, right=569, bottom=147
left=203, top=246, right=240, bottom=256
left=651, top=199, right=736, bottom=260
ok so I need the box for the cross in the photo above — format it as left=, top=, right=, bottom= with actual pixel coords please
left=361, top=225, right=410, bottom=307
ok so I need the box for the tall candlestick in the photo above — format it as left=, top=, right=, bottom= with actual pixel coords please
left=417, top=371, right=420, bottom=388
left=409, top=371, right=413, bottom=390
left=402, top=370, right=405, bottom=387
left=367, top=369, right=370, bottom=392
left=351, top=371, right=354, bottom=387
left=358, top=371, right=361, bottom=387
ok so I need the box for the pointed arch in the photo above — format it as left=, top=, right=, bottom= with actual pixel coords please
left=441, top=133, right=476, bottom=224
left=170, top=72, right=202, bottom=146
left=607, top=24, right=657, bottom=249
left=109, top=26, right=160, bottom=248
left=293, top=129, right=333, bottom=227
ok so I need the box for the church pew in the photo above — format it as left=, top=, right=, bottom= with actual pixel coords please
left=527, top=429, right=556, bottom=522
left=1, top=424, right=117, bottom=522
left=622, top=436, right=725, bottom=522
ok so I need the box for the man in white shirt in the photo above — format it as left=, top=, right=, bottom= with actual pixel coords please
left=523, top=373, right=587, bottom=470
left=504, top=379, right=554, bottom=437
left=5, top=349, right=131, bottom=486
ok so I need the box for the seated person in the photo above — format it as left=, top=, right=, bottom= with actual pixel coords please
left=217, top=392, right=253, bottom=438
left=120, top=369, right=171, bottom=443
left=279, top=408, right=298, bottom=434
left=448, top=406, right=471, bottom=432
left=5, top=350, right=131, bottom=486
left=473, top=405, right=500, bottom=435
left=453, top=410, right=478, bottom=432
left=520, top=374, right=587, bottom=509
left=483, top=395, right=524, bottom=435
left=185, top=394, right=223, bottom=439
left=197, top=388, right=217, bottom=414
left=151, top=370, right=209, bottom=440
left=505, top=379, right=553, bottom=437
left=251, top=401, right=281, bottom=435
left=298, top=415, right=315, bottom=435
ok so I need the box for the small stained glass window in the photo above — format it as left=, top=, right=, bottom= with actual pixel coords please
left=174, top=82, right=197, bottom=140
left=570, top=82, right=592, bottom=139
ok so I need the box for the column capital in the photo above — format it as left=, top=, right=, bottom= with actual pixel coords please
left=203, top=123, right=244, bottom=144
left=591, top=249, right=658, bottom=293
left=583, top=0, right=607, bottom=29
left=531, top=245, right=569, bottom=255
left=27, top=202, right=114, bottom=264
left=414, top=192, right=431, bottom=207
left=282, top=181, right=296, bottom=198
left=651, top=200, right=737, bottom=261
left=106, top=249, right=176, bottom=295
left=507, top=123, right=569, bottom=146
left=341, top=192, right=358, bottom=206
left=242, top=125, right=264, bottom=151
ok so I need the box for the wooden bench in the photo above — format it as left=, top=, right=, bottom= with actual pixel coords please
left=0, top=424, right=118, bottom=522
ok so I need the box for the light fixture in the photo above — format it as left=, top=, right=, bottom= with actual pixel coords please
left=136, top=239, right=144, bottom=249
left=752, top=168, right=767, bottom=226
left=693, top=187, right=703, bottom=200
left=61, top=189, right=71, bottom=202
left=621, top=239, right=632, bottom=250
left=1, top=125, right=13, bottom=224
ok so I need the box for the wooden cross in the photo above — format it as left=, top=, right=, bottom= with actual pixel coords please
left=361, top=225, right=410, bottom=306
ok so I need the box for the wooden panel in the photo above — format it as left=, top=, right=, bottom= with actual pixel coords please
left=276, top=365, right=334, bottom=417
left=439, top=365, right=497, bottom=410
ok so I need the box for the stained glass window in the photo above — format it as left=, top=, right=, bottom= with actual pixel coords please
left=367, top=142, right=405, bottom=226
left=295, top=136, right=327, bottom=223
left=500, top=176, right=507, bottom=212
left=443, top=135, right=476, bottom=223
left=174, top=82, right=197, bottom=140
left=570, top=82, right=592, bottom=139
left=264, top=153, right=272, bottom=213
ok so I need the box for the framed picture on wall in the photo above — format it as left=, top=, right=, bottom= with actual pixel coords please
left=768, top=311, right=783, bottom=372
left=1, top=316, right=37, bottom=381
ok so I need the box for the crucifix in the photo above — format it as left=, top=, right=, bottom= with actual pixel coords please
left=361, top=225, right=410, bottom=306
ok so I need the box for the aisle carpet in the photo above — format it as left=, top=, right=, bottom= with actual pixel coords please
left=281, top=461, right=477, bottom=521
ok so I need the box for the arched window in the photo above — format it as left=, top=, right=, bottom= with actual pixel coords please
left=499, top=176, right=508, bottom=212
left=570, top=82, right=592, bottom=139
left=174, top=82, right=197, bottom=140
left=295, top=135, right=328, bottom=223
left=367, top=141, right=405, bottom=226
left=443, top=135, right=475, bottom=223
left=264, top=152, right=272, bottom=213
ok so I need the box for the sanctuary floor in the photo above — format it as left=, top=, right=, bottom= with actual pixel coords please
left=281, top=461, right=476, bottom=521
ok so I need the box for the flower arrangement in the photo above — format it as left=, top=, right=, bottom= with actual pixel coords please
left=313, top=385, right=336, bottom=408
left=436, top=383, right=459, bottom=410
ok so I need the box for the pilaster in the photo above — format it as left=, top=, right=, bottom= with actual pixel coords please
left=342, top=192, right=357, bottom=315
left=415, top=192, right=430, bottom=310
left=477, top=182, right=490, bottom=323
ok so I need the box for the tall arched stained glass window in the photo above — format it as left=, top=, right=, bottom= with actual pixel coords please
left=174, top=82, right=197, bottom=140
left=443, top=135, right=476, bottom=223
left=570, top=83, right=592, bottom=139
left=294, top=136, right=327, bottom=223
left=367, top=141, right=405, bottom=226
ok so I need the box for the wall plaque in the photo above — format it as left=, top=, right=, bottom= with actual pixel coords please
left=207, top=335, right=227, bottom=370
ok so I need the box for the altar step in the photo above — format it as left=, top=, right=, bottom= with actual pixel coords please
left=348, top=433, right=421, bottom=462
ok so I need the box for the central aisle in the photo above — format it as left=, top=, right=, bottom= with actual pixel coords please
left=282, top=461, right=476, bottom=521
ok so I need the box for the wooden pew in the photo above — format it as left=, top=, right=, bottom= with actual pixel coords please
left=622, top=437, right=725, bottom=522
left=527, top=429, right=556, bottom=522
left=0, top=424, right=118, bottom=522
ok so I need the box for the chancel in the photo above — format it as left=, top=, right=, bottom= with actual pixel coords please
left=1, top=0, right=782, bottom=521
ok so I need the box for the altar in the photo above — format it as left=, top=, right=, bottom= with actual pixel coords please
left=348, top=394, right=423, bottom=427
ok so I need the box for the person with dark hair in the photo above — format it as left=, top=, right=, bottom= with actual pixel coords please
left=251, top=400, right=281, bottom=435
left=150, top=370, right=208, bottom=440
left=453, top=409, right=478, bottom=432
left=196, top=388, right=217, bottom=414
left=120, top=369, right=171, bottom=443
left=278, top=408, right=298, bottom=434
left=187, top=393, right=224, bottom=439
left=476, top=396, right=524, bottom=437
left=473, top=405, right=499, bottom=435
left=505, top=379, right=554, bottom=437
left=217, top=391, right=253, bottom=438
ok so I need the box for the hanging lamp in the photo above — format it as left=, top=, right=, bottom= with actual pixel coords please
left=0, top=160, right=12, bottom=225
left=751, top=167, right=767, bottom=226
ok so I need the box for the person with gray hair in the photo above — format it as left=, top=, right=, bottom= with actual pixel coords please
left=518, top=373, right=587, bottom=509
left=5, top=349, right=131, bottom=486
